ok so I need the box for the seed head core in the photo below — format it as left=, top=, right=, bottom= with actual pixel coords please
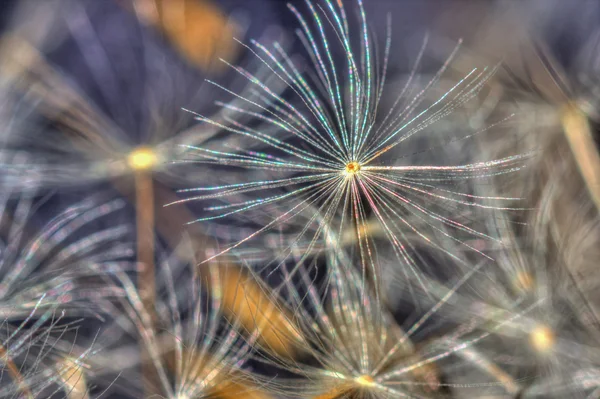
left=345, top=161, right=361, bottom=175
left=355, top=375, right=375, bottom=387
left=530, top=325, right=555, bottom=353
left=128, top=147, right=157, bottom=171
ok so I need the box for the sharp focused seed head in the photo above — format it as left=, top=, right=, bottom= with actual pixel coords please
left=344, top=161, right=361, bottom=176
left=128, top=147, right=157, bottom=171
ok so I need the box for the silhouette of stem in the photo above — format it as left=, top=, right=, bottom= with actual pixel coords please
left=0, top=343, right=33, bottom=399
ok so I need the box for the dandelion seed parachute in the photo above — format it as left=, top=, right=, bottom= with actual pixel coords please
left=92, top=240, right=274, bottom=399
left=175, top=0, right=529, bottom=289
left=0, top=183, right=136, bottom=397
left=485, top=189, right=600, bottom=398
left=385, top=175, right=600, bottom=398
left=0, top=5, right=296, bottom=383
left=452, top=7, right=600, bottom=326
left=0, top=0, right=286, bottom=192
left=243, top=241, right=543, bottom=399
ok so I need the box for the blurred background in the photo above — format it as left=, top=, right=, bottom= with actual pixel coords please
left=0, top=0, right=599, bottom=398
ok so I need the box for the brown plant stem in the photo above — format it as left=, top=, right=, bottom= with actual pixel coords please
left=113, top=178, right=301, bottom=357
left=0, top=343, right=33, bottom=399
left=134, top=170, right=157, bottom=397
left=456, top=347, right=519, bottom=395
left=135, top=170, right=156, bottom=320
left=561, top=103, right=600, bottom=213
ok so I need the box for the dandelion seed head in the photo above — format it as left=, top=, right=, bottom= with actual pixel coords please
left=127, top=147, right=158, bottom=171
left=344, top=161, right=361, bottom=177
left=354, top=374, right=375, bottom=387
left=180, top=0, right=529, bottom=283
left=530, top=325, right=555, bottom=353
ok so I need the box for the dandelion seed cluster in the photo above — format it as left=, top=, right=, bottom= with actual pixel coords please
left=0, top=0, right=599, bottom=398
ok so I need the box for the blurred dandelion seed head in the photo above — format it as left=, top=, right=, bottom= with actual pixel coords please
left=354, top=374, right=375, bottom=387
left=530, top=325, right=555, bottom=353
left=127, top=147, right=158, bottom=171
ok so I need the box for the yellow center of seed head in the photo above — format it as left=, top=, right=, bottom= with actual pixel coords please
left=127, top=147, right=157, bottom=171
left=355, top=375, right=375, bottom=387
left=530, top=325, right=555, bottom=353
left=345, top=161, right=361, bottom=175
